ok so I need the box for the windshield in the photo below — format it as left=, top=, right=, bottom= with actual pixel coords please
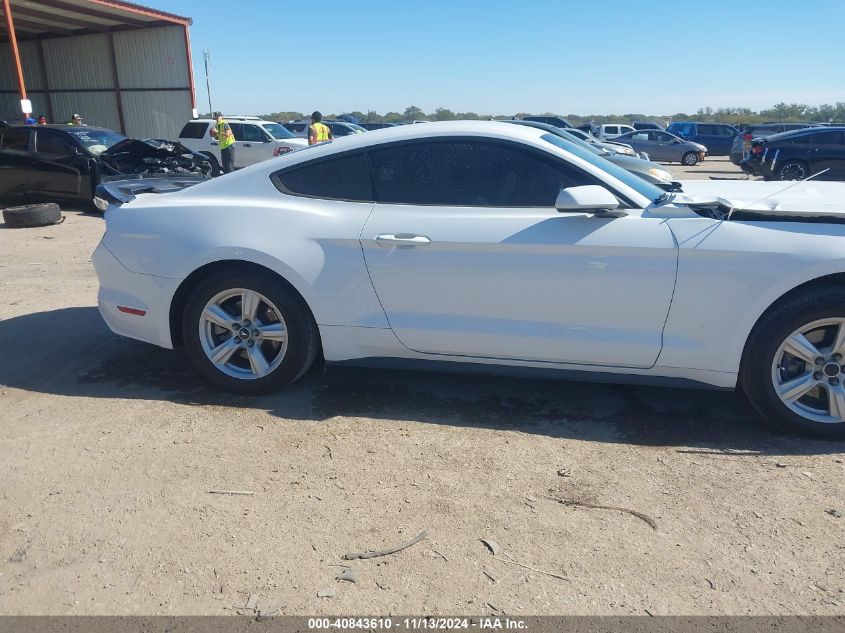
left=67, top=128, right=125, bottom=155
left=345, top=123, right=366, bottom=133
left=261, top=123, right=296, bottom=139
left=540, top=133, right=666, bottom=204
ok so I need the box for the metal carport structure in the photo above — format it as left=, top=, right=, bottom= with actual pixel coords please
left=1, top=0, right=196, bottom=139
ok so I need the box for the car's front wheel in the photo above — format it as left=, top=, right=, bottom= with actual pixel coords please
left=777, top=159, right=809, bottom=181
left=182, top=271, right=318, bottom=394
left=681, top=152, right=699, bottom=166
left=741, top=286, right=845, bottom=438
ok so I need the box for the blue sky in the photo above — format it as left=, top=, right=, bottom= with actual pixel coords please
left=146, top=0, right=845, bottom=116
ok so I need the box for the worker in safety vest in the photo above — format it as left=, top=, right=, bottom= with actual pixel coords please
left=210, top=112, right=236, bottom=174
left=308, top=111, right=333, bottom=146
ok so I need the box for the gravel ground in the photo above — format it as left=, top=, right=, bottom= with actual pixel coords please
left=1, top=157, right=843, bottom=616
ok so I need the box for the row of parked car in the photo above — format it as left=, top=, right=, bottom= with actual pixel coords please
left=3, top=111, right=844, bottom=209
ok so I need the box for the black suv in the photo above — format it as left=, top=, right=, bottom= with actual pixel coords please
left=741, top=127, right=845, bottom=181
left=730, top=122, right=821, bottom=165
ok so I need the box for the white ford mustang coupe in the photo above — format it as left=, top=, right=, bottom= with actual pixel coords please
left=93, top=121, right=845, bottom=437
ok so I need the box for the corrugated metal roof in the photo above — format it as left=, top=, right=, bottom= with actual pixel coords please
left=1, top=0, right=190, bottom=41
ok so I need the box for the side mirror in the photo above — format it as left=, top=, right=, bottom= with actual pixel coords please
left=555, top=185, right=623, bottom=215
left=672, top=138, right=682, bottom=144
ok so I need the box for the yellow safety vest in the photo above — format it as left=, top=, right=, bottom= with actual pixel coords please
left=215, top=120, right=235, bottom=150
left=311, top=122, right=331, bottom=143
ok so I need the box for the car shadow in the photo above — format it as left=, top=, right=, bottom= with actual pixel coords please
left=2, top=307, right=842, bottom=455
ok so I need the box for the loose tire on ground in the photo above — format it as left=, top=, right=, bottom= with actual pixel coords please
left=2, top=203, right=63, bottom=228
left=182, top=270, right=319, bottom=395
left=682, top=152, right=699, bottom=166
left=740, top=285, right=845, bottom=439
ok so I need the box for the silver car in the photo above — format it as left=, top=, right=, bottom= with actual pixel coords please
left=613, top=130, right=707, bottom=165
left=504, top=120, right=674, bottom=186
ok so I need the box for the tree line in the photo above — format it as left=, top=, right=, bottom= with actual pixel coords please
left=257, top=102, right=845, bottom=126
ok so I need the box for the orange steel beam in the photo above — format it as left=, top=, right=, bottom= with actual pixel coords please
left=86, top=0, right=190, bottom=25
left=2, top=0, right=28, bottom=108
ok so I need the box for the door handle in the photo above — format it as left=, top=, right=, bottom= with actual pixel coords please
left=243, top=144, right=252, bottom=147
left=210, top=141, right=218, bottom=146
left=375, top=234, right=431, bottom=248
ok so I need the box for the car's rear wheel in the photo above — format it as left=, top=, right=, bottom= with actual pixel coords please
left=182, top=271, right=318, bottom=394
left=777, top=160, right=808, bottom=181
left=741, top=286, right=845, bottom=438
left=681, top=152, right=699, bottom=166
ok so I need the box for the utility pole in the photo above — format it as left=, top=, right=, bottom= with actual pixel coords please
left=203, top=50, right=213, bottom=115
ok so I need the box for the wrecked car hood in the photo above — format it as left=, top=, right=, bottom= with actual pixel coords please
left=100, top=137, right=202, bottom=160
left=673, top=180, right=845, bottom=219
left=97, top=137, right=211, bottom=179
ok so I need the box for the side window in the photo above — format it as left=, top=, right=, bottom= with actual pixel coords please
left=241, top=125, right=269, bottom=142
left=331, top=125, right=350, bottom=137
left=179, top=122, right=208, bottom=139
left=655, top=132, right=673, bottom=141
left=35, top=130, right=75, bottom=155
left=697, top=124, right=717, bottom=135
left=273, top=153, right=373, bottom=202
left=717, top=125, right=737, bottom=137
left=605, top=126, right=618, bottom=135
left=673, top=123, right=694, bottom=137
left=228, top=123, right=243, bottom=140
left=1, top=128, right=31, bottom=150
left=811, top=131, right=845, bottom=145
left=631, top=132, right=649, bottom=141
left=367, top=140, right=597, bottom=207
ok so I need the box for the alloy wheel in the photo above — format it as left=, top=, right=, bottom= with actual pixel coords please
left=779, top=162, right=807, bottom=180
left=198, top=288, right=288, bottom=380
left=771, top=318, right=845, bottom=424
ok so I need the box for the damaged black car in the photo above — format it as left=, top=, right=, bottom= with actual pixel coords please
left=0, top=124, right=211, bottom=207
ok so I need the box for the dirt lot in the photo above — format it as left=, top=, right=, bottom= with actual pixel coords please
left=1, top=157, right=844, bottom=616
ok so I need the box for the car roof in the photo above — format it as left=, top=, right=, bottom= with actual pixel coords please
left=765, top=126, right=845, bottom=142
left=285, top=121, right=549, bottom=155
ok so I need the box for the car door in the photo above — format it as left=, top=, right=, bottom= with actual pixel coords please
left=30, top=129, right=89, bottom=198
left=0, top=127, right=35, bottom=198
left=624, top=132, right=654, bottom=159
left=359, top=138, right=678, bottom=368
left=242, top=123, right=276, bottom=165
left=809, top=130, right=845, bottom=179
left=652, top=131, right=681, bottom=161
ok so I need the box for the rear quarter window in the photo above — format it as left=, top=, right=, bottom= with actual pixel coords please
left=1, top=128, right=31, bottom=150
left=179, top=122, right=208, bottom=139
left=272, top=153, right=373, bottom=202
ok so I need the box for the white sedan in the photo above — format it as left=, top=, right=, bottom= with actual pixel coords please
left=93, top=121, right=845, bottom=438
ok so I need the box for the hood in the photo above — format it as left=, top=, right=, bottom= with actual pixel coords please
left=280, top=137, right=308, bottom=147
left=608, top=155, right=672, bottom=182
left=101, top=137, right=204, bottom=160
left=672, top=180, right=845, bottom=220
left=98, top=137, right=211, bottom=178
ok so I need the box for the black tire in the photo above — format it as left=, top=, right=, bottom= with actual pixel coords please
left=776, top=159, right=809, bottom=181
left=740, top=285, right=845, bottom=439
left=182, top=270, right=319, bottom=395
left=200, top=152, right=221, bottom=177
left=2, top=203, right=62, bottom=228
left=681, top=152, right=699, bottom=166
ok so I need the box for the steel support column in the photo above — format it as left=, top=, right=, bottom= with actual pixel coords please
left=2, top=0, right=28, bottom=118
